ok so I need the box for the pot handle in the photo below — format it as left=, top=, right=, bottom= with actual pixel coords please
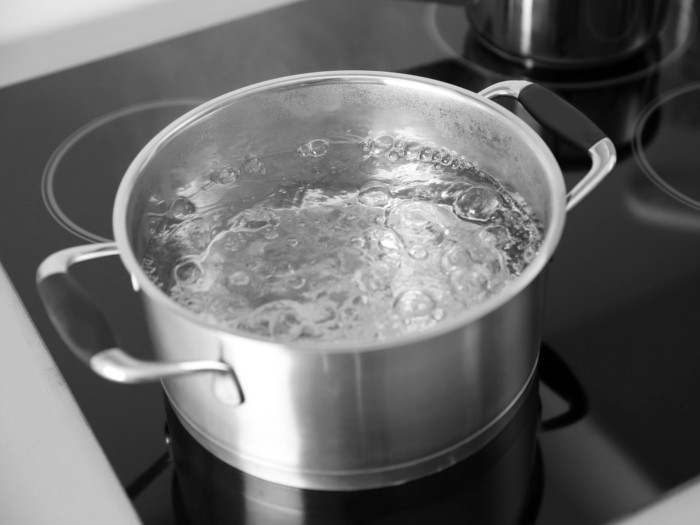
left=479, top=80, right=616, bottom=211
left=36, top=243, right=243, bottom=403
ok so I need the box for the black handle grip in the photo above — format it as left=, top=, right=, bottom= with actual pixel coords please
left=37, top=272, right=117, bottom=364
left=518, top=83, right=607, bottom=152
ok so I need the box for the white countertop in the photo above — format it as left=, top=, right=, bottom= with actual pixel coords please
left=0, top=263, right=141, bottom=524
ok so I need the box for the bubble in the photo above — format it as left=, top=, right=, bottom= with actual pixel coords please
left=394, top=290, right=436, bottom=318
left=451, top=156, right=469, bottom=171
left=177, top=295, right=208, bottom=314
left=419, top=145, right=434, bottom=162
left=386, top=201, right=451, bottom=246
left=468, top=239, right=507, bottom=277
left=440, top=150, right=453, bottom=166
left=241, top=154, right=266, bottom=174
left=449, top=268, right=489, bottom=300
left=358, top=181, right=392, bottom=207
left=169, top=197, right=196, bottom=219
left=174, top=260, right=202, bottom=284
left=243, top=301, right=305, bottom=341
left=484, top=225, right=512, bottom=249
left=440, top=233, right=508, bottom=292
left=400, top=141, right=419, bottom=161
left=389, top=140, right=406, bottom=161
left=368, top=135, right=394, bottom=156
left=286, top=237, right=300, bottom=248
left=453, top=186, right=502, bottom=222
left=392, top=201, right=434, bottom=227
left=298, top=139, right=330, bottom=157
left=440, top=245, right=472, bottom=274
left=408, top=245, right=428, bottom=260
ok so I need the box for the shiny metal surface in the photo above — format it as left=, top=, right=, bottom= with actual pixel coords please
left=151, top=278, right=543, bottom=490
left=90, top=348, right=235, bottom=386
left=465, top=0, right=671, bottom=69
left=567, top=138, right=617, bottom=209
left=39, top=71, right=615, bottom=490
left=36, top=242, right=238, bottom=387
left=477, top=79, right=532, bottom=98
left=116, top=71, right=582, bottom=489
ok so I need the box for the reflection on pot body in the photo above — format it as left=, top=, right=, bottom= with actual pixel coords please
left=36, top=72, right=615, bottom=490
left=153, top=273, right=543, bottom=489
left=168, top=379, right=542, bottom=525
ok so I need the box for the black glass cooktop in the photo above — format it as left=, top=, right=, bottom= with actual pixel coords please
left=2, top=1, right=700, bottom=523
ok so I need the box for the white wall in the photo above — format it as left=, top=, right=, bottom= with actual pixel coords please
left=0, top=0, right=298, bottom=88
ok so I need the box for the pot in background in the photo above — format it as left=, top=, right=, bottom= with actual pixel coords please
left=168, top=380, right=543, bottom=525
left=36, top=71, right=615, bottom=490
left=465, top=0, right=671, bottom=69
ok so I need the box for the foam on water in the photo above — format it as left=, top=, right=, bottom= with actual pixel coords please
left=141, top=133, right=543, bottom=343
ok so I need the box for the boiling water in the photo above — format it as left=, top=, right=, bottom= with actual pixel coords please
left=142, top=134, right=543, bottom=343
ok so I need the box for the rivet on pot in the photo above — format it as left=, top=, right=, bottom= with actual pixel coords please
left=212, top=369, right=245, bottom=406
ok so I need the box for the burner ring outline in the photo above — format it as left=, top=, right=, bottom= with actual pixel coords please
left=632, top=81, right=700, bottom=211
left=41, top=98, right=204, bottom=243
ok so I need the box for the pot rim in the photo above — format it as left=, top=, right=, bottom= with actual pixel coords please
left=113, top=70, right=567, bottom=353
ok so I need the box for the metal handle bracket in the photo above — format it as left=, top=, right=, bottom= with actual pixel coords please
left=36, top=243, right=243, bottom=405
left=479, top=80, right=617, bottom=212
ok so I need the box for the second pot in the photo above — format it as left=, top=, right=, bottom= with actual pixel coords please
left=464, top=0, right=671, bottom=69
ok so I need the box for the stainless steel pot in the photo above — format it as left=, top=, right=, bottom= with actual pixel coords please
left=464, top=0, right=671, bottom=69
left=37, top=72, right=615, bottom=490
